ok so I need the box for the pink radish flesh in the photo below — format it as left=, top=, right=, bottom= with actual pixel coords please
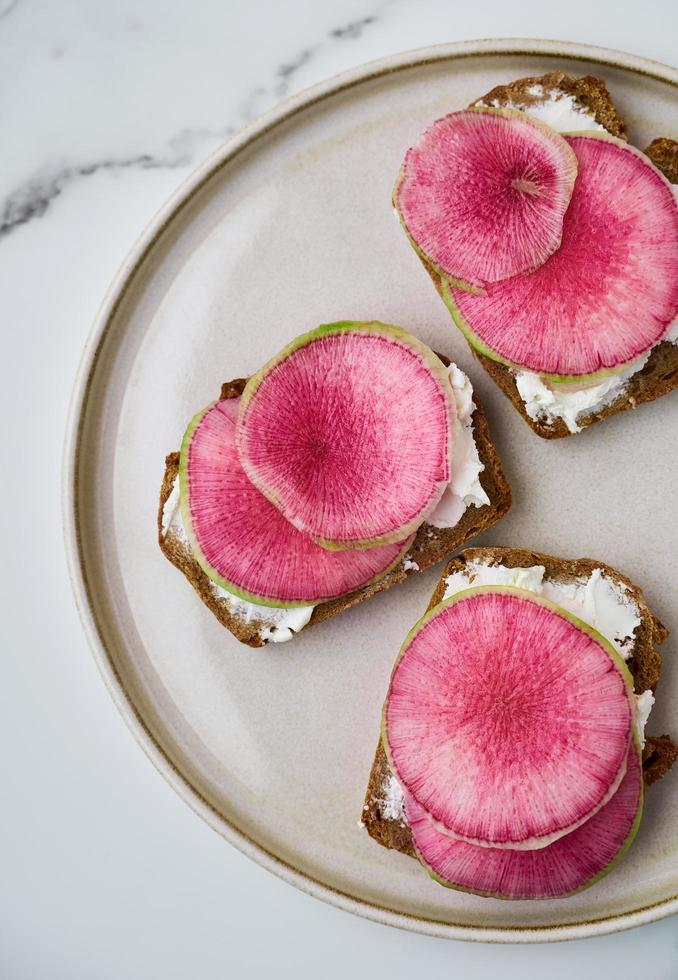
left=236, top=324, right=453, bottom=549
left=450, top=135, right=678, bottom=377
left=385, top=589, right=634, bottom=848
left=396, top=109, right=578, bottom=290
left=406, top=744, right=642, bottom=899
left=181, top=398, right=412, bottom=605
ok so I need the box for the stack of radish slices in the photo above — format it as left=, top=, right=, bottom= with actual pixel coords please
left=179, top=322, right=455, bottom=609
left=383, top=587, right=643, bottom=900
left=395, top=108, right=678, bottom=380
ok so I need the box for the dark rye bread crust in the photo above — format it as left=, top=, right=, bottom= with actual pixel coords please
left=362, top=547, right=677, bottom=857
left=419, top=73, right=678, bottom=439
left=645, top=138, right=678, bottom=184
left=158, top=366, right=511, bottom=647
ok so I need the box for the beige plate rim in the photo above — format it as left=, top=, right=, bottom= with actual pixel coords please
left=62, top=38, right=678, bottom=943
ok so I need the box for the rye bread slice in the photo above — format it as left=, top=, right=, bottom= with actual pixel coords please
left=416, top=73, right=678, bottom=438
left=158, top=363, right=511, bottom=648
left=362, top=546, right=676, bottom=856
left=644, top=138, right=678, bottom=184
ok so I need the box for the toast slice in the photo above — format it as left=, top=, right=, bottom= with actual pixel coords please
left=362, top=546, right=677, bottom=856
left=644, top=138, right=678, bottom=184
left=158, top=364, right=511, bottom=647
left=416, top=73, right=678, bottom=438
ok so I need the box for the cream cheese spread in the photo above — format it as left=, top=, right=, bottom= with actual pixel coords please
left=475, top=88, right=607, bottom=133
left=665, top=315, right=678, bottom=343
left=635, top=690, right=655, bottom=746
left=515, top=339, right=677, bottom=434
left=161, top=479, right=188, bottom=546
left=514, top=356, right=651, bottom=434
left=429, top=364, right=490, bottom=527
left=475, top=90, right=678, bottom=432
left=377, top=773, right=407, bottom=824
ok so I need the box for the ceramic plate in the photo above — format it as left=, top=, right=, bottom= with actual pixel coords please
left=64, top=39, right=678, bottom=942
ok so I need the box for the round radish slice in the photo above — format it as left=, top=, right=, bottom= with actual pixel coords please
left=180, top=397, right=413, bottom=607
left=447, top=134, right=678, bottom=379
left=236, top=322, right=454, bottom=551
left=395, top=108, right=578, bottom=292
left=384, top=587, right=635, bottom=850
left=406, top=742, right=643, bottom=899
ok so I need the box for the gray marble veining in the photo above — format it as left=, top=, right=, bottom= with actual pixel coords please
left=0, top=2, right=391, bottom=241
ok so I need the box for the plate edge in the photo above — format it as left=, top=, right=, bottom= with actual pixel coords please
left=62, top=37, right=678, bottom=942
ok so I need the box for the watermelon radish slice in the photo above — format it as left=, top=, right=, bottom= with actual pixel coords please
left=383, top=587, right=635, bottom=850
left=395, top=108, right=578, bottom=292
left=405, top=741, right=643, bottom=899
left=180, top=397, right=413, bottom=607
left=446, top=133, right=678, bottom=379
left=236, top=322, right=454, bottom=551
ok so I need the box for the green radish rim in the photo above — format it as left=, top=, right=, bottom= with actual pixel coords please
left=393, top=106, right=578, bottom=296
left=440, top=128, right=678, bottom=384
left=179, top=400, right=416, bottom=608
left=392, top=175, right=486, bottom=297
left=237, top=320, right=455, bottom=552
left=440, top=278, right=641, bottom=385
left=381, top=585, right=637, bottom=848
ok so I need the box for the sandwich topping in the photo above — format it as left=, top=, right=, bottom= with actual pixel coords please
left=236, top=322, right=454, bottom=550
left=373, top=557, right=653, bottom=892
left=395, top=107, right=578, bottom=291
left=385, top=587, right=636, bottom=850
left=367, top=545, right=668, bottom=899
left=403, top=743, right=643, bottom=900
left=178, top=392, right=414, bottom=608
left=476, top=94, right=678, bottom=432
left=383, top=585, right=642, bottom=896
left=161, top=365, right=490, bottom=641
left=425, top=364, right=490, bottom=527
left=444, top=135, right=678, bottom=378
left=400, top=86, right=678, bottom=433
left=442, top=559, right=642, bottom=661
left=442, top=558, right=653, bottom=745
left=162, top=327, right=493, bottom=643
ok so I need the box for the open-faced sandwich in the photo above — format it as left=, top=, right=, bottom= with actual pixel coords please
left=362, top=547, right=677, bottom=899
left=395, top=72, right=678, bottom=437
left=158, top=322, right=511, bottom=646
left=155, top=65, right=677, bottom=903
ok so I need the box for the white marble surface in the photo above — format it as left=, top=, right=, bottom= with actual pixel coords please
left=2, top=1, right=678, bottom=977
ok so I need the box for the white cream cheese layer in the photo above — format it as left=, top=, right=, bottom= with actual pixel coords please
left=475, top=87, right=607, bottom=133
left=475, top=91, right=678, bottom=432
left=665, top=316, right=678, bottom=343
left=442, top=560, right=652, bottom=744
left=161, top=479, right=188, bottom=545
left=514, top=356, right=652, bottom=434
left=368, top=557, right=652, bottom=829
left=635, top=690, right=655, bottom=743
left=428, top=365, right=490, bottom=527
left=377, top=773, right=407, bottom=824
left=160, top=476, right=314, bottom=643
